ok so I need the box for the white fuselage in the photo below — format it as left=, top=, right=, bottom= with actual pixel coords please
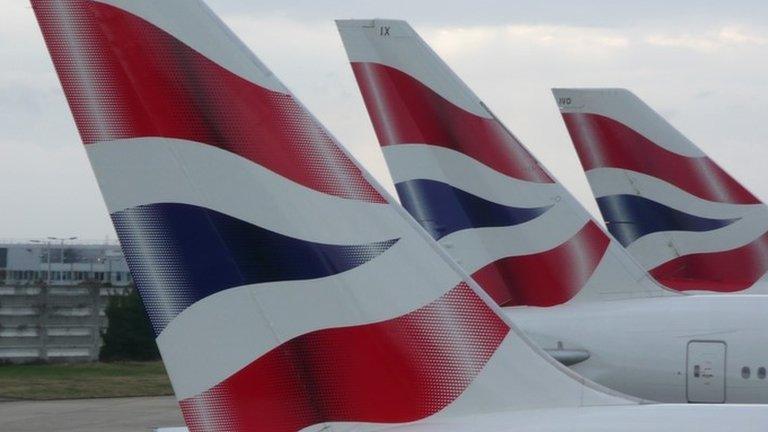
left=160, top=404, right=768, bottom=432
left=506, top=295, right=768, bottom=403
left=385, top=404, right=768, bottom=431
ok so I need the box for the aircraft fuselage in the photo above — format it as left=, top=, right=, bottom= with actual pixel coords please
left=507, top=295, right=768, bottom=403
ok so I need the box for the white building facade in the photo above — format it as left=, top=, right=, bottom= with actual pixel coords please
left=0, top=242, right=133, bottom=363
left=0, top=242, right=131, bottom=287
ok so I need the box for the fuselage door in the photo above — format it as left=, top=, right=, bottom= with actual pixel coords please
left=687, top=341, right=726, bottom=403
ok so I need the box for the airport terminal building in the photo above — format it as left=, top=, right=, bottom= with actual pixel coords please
left=0, top=241, right=132, bottom=363
left=0, top=241, right=131, bottom=287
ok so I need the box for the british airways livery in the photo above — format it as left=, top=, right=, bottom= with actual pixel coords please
left=555, top=88, right=768, bottom=294
left=30, top=0, right=768, bottom=430
left=337, top=21, right=669, bottom=307
left=338, top=19, right=768, bottom=404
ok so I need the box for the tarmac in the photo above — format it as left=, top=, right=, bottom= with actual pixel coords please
left=0, top=396, right=185, bottom=432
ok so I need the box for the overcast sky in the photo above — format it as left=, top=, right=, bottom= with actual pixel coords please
left=1, top=0, right=768, bottom=242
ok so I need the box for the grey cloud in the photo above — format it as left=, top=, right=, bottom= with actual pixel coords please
left=1, top=1, right=768, bottom=239
left=209, top=0, right=768, bottom=27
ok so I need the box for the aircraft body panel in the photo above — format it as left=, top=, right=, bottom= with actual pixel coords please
left=509, top=295, right=768, bottom=403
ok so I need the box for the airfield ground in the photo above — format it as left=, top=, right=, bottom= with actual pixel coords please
left=0, top=396, right=184, bottom=432
left=0, top=361, right=173, bottom=400
left=0, top=362, right=179, bottom=431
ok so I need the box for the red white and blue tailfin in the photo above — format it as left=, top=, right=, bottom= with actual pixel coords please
left=555, top=88, right=768, bottom=294
left=338, top=19, right=670, bottom=307
left=32, top=2, right=632, bottom=431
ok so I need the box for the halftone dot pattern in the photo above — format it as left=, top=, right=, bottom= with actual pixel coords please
left=33, top=3, right=516, bottom=431
left=650, top=230, right=768, bottom=293
left=596, top=194, right=741, bottom=247
left=111, top=203, right=399, bottom=335
left=179, top=386, right=241, bottom=432
left=564, top=111, right=768, bottom=292
left=349, top=62, right=614, bottom=307
left=391, top=282, right=510, bottom=414
left=111, top=204, right=194, bottom=336
left=395, top=179, right=553, bottom=240
left=31, top=0, right=384, bottom=203
left=266, top=92, right=384, bottom=206
left=352, top=62, right=553, bottom=184
left=178, top=282, right=509, bottom=431
left=33, top=0, right=139, bottom=143
left=471, top=221, right=610, bottom=307
left=563, top=112, right=760, bottom=205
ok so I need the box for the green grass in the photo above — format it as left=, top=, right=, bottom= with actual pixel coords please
left=0, top=361, right=173, bottom=400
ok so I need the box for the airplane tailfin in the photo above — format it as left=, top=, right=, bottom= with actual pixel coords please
left=32, top=2, right=632, bottom=431
left=555, top=88, right=768, bottom=294
left=338, top=19, right=671, bottom=306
